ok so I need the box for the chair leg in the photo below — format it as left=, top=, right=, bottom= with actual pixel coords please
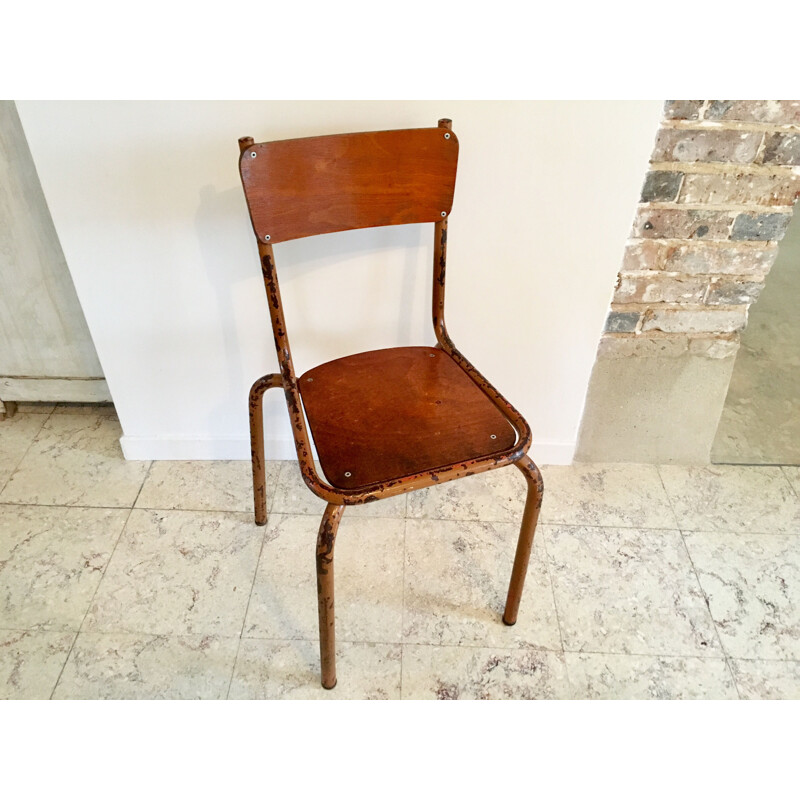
left=248, top=374, right=281, bottom=526
left=503, top=454, right=544, bottom=626
left=316, top=503, right=345, bottom=689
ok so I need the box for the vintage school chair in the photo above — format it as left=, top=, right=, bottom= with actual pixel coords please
left=237, top=119, right=543, bottom=689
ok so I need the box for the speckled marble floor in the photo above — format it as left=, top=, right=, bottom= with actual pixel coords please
left=2, top=403, right=800, bottom=700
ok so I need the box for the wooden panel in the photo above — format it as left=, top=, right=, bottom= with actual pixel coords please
left=0, top=101, right=105, bottom=382
left=0, top=377, right=111, bottom=403
left=299, top=346, right=517, bottom=490
left=239, top=127, right=458, bottom=244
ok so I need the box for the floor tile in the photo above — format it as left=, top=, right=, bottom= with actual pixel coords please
left=659, top=465, right=800, bottom=534
left=84, top=509, right=263, bottom=637
left=136, top=460, right=280, bottom=514
left=730, top=659, right=800, bottom=699
left=565, top=653, right=737, bottom=700
left=0, top=413, right=150, bottom=507
left=229, top=639, right=401, bottom=699
left=272, top=461, right=407, bottom=518
left=243, top=514, right=404, bottom=643
left=0, top=413, right=48, bottom=491
left=0, top=630, right=74, bottom=700
left=539, top=463, right=677, bottom=529
left=401, top=644, right=570, bottom=700
left=0, top=505, right=129, bottom=631
left=545, top=524, right=721, bottom=657
left=406, top=466, right=527, bottom=523
left=52, top=632, right=238, bottom=699
left=403, top=519, right=561, bottom=650
left=684, top=531, right=800, bottom=660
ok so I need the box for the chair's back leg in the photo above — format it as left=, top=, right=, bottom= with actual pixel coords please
left=249, top=373, right=282, bottom=526
left=503, top=455, right=544, bottom=626
left=316, top=503, right=345, bottom=689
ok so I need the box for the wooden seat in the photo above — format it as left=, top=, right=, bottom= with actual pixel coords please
left=237, top=118, right=543, bottom=689
left=300, top=346, right=517, bottom=490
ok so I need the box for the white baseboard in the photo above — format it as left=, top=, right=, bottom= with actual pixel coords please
left=119, top=436, right=301, bottom=461
left=529, top=440, right=575, bottom=466
left=120, top=434, right=574, bottom=465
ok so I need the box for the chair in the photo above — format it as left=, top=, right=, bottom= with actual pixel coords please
left=237, top=119, right=543, bottom=689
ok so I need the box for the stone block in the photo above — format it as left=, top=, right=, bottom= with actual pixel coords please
left=641, top=171, right=684, bottom=202
left=705, top=100, right=800, bottom=126
left=614, top=274, right=707, bottom=304
left=705, top=279, right=765, bottom=305
left=760, top=133, right=800, bottom=166
left=633, top=208, right=733, bottom=240
left=687, top=336, right=740, bottom=359
left=596, top=333, right=739, bottom=361
left=641, top=307, right=748, bottom=334
left=597, top=335, right=689, bottom=360
left=624, top=241, right=777, bottom=275
left=653, top=129, right=762, bottom=164
left=575, top=344, right=738, bottom=463
left=663, top=101, right=704, bottom=120
left=730, top=212, right=792, bottom=241
left=604, top=311, right=641, bottom=333
left=678, top=171, right=800, bottom=206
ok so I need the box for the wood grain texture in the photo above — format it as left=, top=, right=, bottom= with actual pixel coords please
left=239, top=127, right=458, bottom=244
left=299, top=346, right=517, bottom=490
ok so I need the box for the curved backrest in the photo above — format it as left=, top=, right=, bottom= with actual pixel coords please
left=238, top=125, right=459, bottom=244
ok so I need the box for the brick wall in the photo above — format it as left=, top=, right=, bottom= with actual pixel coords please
left=603, top=100, right=800, bottom=359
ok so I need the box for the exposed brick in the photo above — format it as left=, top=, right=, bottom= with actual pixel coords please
left=624, top=241, right=778, bottom=275
left=705, top=100, right=800, bottom=126
left=663, top=243, right=776, bottom=275
left=633, top=208, right=733, bottom=240
left=705, top=279, right=765, bottom=305
left=730, top=212, right=792, bottom=241
left=652, top=129, right=762, bottom=164
left=760, top=132, right=800, bottom=166
left=678, top=171, right=800, bottom=206
left=615, top=274, right=707, bottom=304
left=641, top=171, right=683, bottom=202
left=604, top=311, right=641, bottom=333
left=641, top=307, right=748, bottom=334
left=622, top=241, right=665, bottom=272
left=663, top=101, right=705, bottom=121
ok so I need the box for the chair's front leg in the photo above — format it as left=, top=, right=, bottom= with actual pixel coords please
left=248, top=374, right=282, bottom=526
left=316, top=503, right=345, bottom=689
left=503, top=455, right=544, bottom=626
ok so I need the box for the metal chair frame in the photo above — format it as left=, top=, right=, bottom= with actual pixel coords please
left=237, top=119, right=543, bottom=689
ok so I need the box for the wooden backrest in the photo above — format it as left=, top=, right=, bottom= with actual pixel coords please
left=238, top=125, right=459, bottom=244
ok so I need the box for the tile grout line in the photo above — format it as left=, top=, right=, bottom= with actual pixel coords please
left=779, top=466, right=800, bottom=501
left=677, top=528, right=743, bottom=700
left=399, top=515, right=407, bottom=700
left=654, top=465, right=682, bottom=531
left=225, top=509, right=273, bottom=700
left=656, top=466, right=742, bottom=699
left=656, top=464, right=742, bottom=700
left=536, top=526, right=572, bottom=697
left=0, top=407, right=54, bottom=498
left=48, top=458, right=154, bottom=700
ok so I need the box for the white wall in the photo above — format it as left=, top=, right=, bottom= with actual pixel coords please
left=16, top=101, right=662, bottom=464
